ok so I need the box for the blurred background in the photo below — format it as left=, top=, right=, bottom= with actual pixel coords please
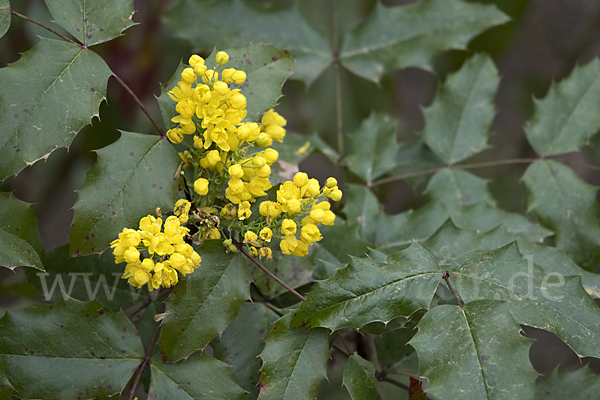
left=1, top=0, right=600, bottom=396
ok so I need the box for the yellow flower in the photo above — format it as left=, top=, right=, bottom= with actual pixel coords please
left=329, top=189, right=343, bottom=202
left=293, top=172, right=309, bottom=188
left=259, top=201, right=282, bottom=217
left=189, top=54, right=204, bottom=67
left=147, top=233, right=174, bottom=256
left=249, top=177, right=272, bottom=198
left=281, top=219, right=297, bottom=235
left=259, top=247, right=272, bottom=259
left=167, top=128, right=184, bottom=144
left=139, top=216, right=162, bottom=236
left=310, top=208, right=325, bottom=223
left=123, top=247, right=140, bottom=264
left=238, top=201, right=252, bottom=220
left=301, top=224, right=322, bottom=244
left=326, top=177, right=338, bottom=188
left=193, top=135, right=203, bottom=149
left=232, top=70, right=246, bottom=85
left=255, top=165, right=271, bottom=178
left=194, top=178, right=209, bottom=195
left=280, top=239, right=308, bottom=257
left=174, top=199, right=191, bottom=217
left=181, top=68, right=196, bottom=84
left=263, top=148, right=279, bottom=165
left=286, top=199, right=302, bottom=214
left=230, top=93, right=246, bottom=109
left=216, top=51, right=229, bottom=65
left=260, top=227, right=273, bottom=242
left=249, top=246, right=259, bottom=257
left=122, top=261, right=151, bottom=288
left=277, top=181, right=300, bottom=212
left=229, top=164, right=244, bottom=179
left=265, top=125, right=286, bottom=142
left=262, top=109, right=287, bottom=127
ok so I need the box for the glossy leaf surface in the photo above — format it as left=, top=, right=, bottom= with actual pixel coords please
left=343, top=354, right=382, bottom=400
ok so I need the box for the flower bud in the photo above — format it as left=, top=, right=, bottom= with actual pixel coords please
left=214, top=81, right=229, bottom=96
left=255, top=165, right=271, bottom=178
left=228, top=244, right=238, bottom=253
left=329, top=189, right=343, bottom=202
left=229, top=164, right=244, bottom=179
left=216, top=51, right=229, bottom=65
left=293, top=172, right=309, bottom=187
left=232, top=70, right=246, bottom=84
left=194, top=178, right=209, bottom=195
left=230, top=93, right=246, bottom=109
left=326, top=177, right=338, bottom=188
left=194, top=63, right=207, bottom=76
left=181, top=68, right=196, bottom=84
left=222, top=68, right=235, bottom=83
left=255, top=133, right=271, bottom=147
left=223, top=239, right=232, bottom=246
left=188, top=54, right=205, bottom=68
left=264, top=148, right=279, bottom=164
left=253, top=156, right=266, bottom=168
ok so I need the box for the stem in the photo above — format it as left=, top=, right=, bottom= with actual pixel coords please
left=331, top=0, right=344, bottom=159
left=111, top=73, right=166, bottom=138
left=128, top=318, right=162, bottom=400
left=8, top=8, right=81, bottom=46
left=442, top=271, right=462, bottom=308
left=337, top=331, right=352, bottom=355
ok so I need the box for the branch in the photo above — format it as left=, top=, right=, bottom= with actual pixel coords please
left=8, top=8, right=81, bottom=46
left=111, top=73, right=166, bottom=138
left=331, top=0, right=344, bottom=160
left=442, top=271, right=462, bottom=308
left=376, top=372, right=436, bottom=400
left=128, top=317, right=161, bottom=400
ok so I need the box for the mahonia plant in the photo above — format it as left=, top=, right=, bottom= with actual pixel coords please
left=110, top=51, right=343, bottom=290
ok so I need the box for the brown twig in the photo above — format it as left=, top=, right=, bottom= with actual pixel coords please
left=128, top=318, right=162, bottom=400
left=442, top=271, right=462, bottom=308
left=111, top=73, right=166, bottom=138
left=8, top=8, right=81, bottom=46
left=331, top=0, right=344, bottom=160
left=337, top=331, right=352, bottom=355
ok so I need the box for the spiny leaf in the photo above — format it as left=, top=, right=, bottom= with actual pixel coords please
left=250, top=251, right=316, bottom=299
left=501, top=212, right=553, bottom=244
left=385, top=139, right=444, bottom=187
left=409, top=301, right=536, bottom=400
left=27, top=245, right=148, bottom=312
left=69, top=131, right=180, bottom=256
left=0, top=192, right=44, bottom=270
left=318, top=222, right=370, bottom=264
left=0, top=38, right=111, bottom=180
left=343, top=354, right=382, bottom=400
left=422, top=54, right=499, bottom=164
left=517, top=239, right=600, bottom=299
left=522, top=160, right=600, bottom=270
left=149, top=352, right=246, bottom=399
left=345, top=112, right=399, bottom=183
left=525, top=58, right=600, bottom=156
left=0, top=298, right=144, bottom=400
left=291, top=243, right=442, bottom=330
left=0, top=357, right=14, bottom=399
left=44, top=0, right=135, bottom=46
left=159, top=241, right=251, bottom=362
left=375, top=201, right=449, bottom=252
left=534, top=366, right=600, bottom=400
left=373, top=312, right=422, bottom=377
left=340, top=0, right=509, bottom=82
left=449, top=243, right=600, bottom=358
left=449, top=202, right=504, bottom=233
left=0, top=0, right=10, bottom=40
left=211, top=302, right=280, bottom=396
left=422, top=220, right=517, bottom=266
left=163, top=0, right=331, bottom=86
left=342, top=184, right=380, bottom=244
left=258, top=313, right=329, bottom=400
left=425, top=168, right=492, bottom=208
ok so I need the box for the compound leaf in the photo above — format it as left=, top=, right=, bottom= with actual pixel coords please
left=70, top=131, right=180, bottom=256
left=343, top=354, right=382, bottom=400
left=525, top=58, right=600, bottom=156
left=522, top=160, right=600, bottom=270
left=159, top=241, right=251, bottom=362
left=449, top=243, right=600, bottom=359
left=342, top=184, right=380, bottom=244
left=0, top=0, right=10, bottom=39
left=426, top=168, right=492, bottom=209
left=0, top=192, right=44, bottom=270
left=345, top=113, right=399, bottom=183
left=44, top=0, right=135, bottom=46
left=409, top=301, right=536, bottom=400
left=0, top=298, right=144, bottom=400
left=535, top=366, right=600, bottom=400
left=258, top=313, right=329, bottom=400
left=250, top=251, right=316, bottom=299
left=422, top=54, right=499, bottom=164
left=149, top=352, right=245, bottom=399
left=163, top=0, right=331, bottom=86
left=0, top=38, right=111, bottom=180
left=211, top=302, right=279, bottom=396
left=340, top=0, right=509, bottom=82
left=291, top=243, right=442, bottom=330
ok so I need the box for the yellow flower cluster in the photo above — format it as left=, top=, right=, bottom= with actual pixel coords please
left=111, top=205, right=201, bottom=290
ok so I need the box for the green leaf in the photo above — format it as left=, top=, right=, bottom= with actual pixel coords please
left=0, top=298, right=144, bottom=400
left=70, top=131, right=180, bottom=256
left=422, top=54, right=499, bottom=164
left=250, top=251, right=316, bottom=299
left=0, top=357, right=14, bottom=399
left=157, top=61, right=185, bottom=132
left=501, top=213, right=553, bottom=244
left=373, top=312, right=422, bottom=377
left=318, top=222, right=370, bottom=264
left=426, top=168, right=492, bottom=208
left=384, top=139, right=444, bottom=187
left=342, top=184, right=380, bottom=244
left=211, top=302, right=279, bottom=395
left=149, top=352, right=245, bottom=399
left=535, top=366, right=600, bottom=400
left=0, top=38, right=111, bottom=180
left=269, top=132, right=316, bottom=166
left=163, top=0, right=331, bottom=86
left=375, top=201, right=449, bottom=251
left=0, top=192, right=44, bottom=270
left=345, top=113, right=399, bottom=183
left=340, top=0, right=509, bottom=82
left=525, top=58, right=600, bottom=156
left=44, top=0, right=135, bottom=46
left=159, top=241, right=251, bottom=362
left=291, top=243, right=442, bottom=330
left=0, top=0, right=10, bottom=40
left=517, top=239, right=600, bottom=299
left=522, top=160, right=600, bottom=270
left=422, top=220, right=517, bottom=266
left=343, top=354, right=382, bottom=400
left=258, top=313, right=330, bottom=400
left=450, top=202, right=503, bottom=233
left=408, top=301, right=536, bottom=400
left=26, top=245, right=148, bottom=312
left=449, top=243, right=600, bottom=358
